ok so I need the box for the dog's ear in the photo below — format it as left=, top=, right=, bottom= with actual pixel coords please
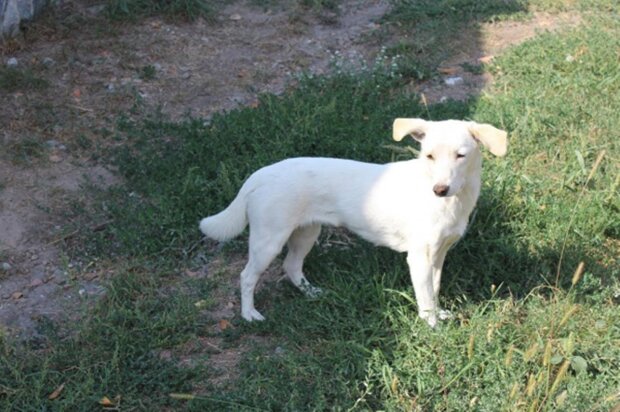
left=469, top=123, right=508, bottom=157
left=393, top=118, right=428, bottom=142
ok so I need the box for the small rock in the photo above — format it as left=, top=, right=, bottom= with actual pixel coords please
left=274, top=346, right=285, bottom=356
left=6, top=57, right=18, bottom=67
left=159, top=350, right=173, bottom=360
left=31, top=254, right=38, bottom=261
left=444, top=76, right=464, bottom=86
left=42, top=57, right=55, bottom=67
left=29, top=279, right=44, bottom=288
left=86, top=4, right=106, bottom=15
left=45, top=139, right=60, bottom=148
left=49, top=154, right=63, bottom=163
left=1, top=262, right=11, bottom=271
left=11, top=291, right=24, bottom=300
left=83, top=272, right=98, bottom=281
left=230, top=13, right=242, bottom=21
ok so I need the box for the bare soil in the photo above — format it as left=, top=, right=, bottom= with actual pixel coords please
left=0, top=0, right=580, bottom=348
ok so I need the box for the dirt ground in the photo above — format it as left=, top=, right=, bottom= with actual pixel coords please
left=0, top=0, right=580, bottom=340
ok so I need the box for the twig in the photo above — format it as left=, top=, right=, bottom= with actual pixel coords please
left=47, top=220, right=114, bottom=245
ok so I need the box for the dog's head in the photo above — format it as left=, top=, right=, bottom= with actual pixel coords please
left=392, top=118, right=508, bottom=197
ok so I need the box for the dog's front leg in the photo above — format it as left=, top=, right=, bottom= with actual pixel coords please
left=431, top=239, right=456, bottom=321
left=407, top=248, right=437, bottom=327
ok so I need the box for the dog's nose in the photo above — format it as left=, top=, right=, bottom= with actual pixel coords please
left=433, top=184, right=450, bottom=197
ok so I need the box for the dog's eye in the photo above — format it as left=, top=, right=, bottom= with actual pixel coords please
left=456, top=153, right=465, bottom=159
left=426, top=154, right=434, bottom=160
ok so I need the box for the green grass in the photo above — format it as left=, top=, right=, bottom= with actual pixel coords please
left=105, top=0, right=218, bottom=21
left=0, top=67, right=48, bottom=92
left=2, top=1, right=619, bottom=411
left=383, top=0, right=529, bottom=71
left=0, top=267, right=211, bottom=410
left=3, top=137, right=47, bottom=165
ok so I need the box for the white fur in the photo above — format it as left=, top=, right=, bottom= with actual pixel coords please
left=200, top=119, right=507, bottom=327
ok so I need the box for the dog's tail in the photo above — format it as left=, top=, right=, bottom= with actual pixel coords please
left=199, top=192, right=248, bottom=242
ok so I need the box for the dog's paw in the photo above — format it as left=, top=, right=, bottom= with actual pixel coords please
left=298, top=279, right=323, bottom=298
left=303, top=285, right=323, bottom=299
left=242, top=308, right=265, bottom=322
left=438, top=309, right=454, bottom=321
left=419, top=311, right=438, bottom=328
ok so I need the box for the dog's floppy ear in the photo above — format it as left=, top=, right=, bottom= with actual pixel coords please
left=393, top=118, right=428, bottom=142
left=469, top=122, right=508, bottom=157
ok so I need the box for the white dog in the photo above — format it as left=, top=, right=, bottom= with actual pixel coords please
left=200, top=118, right=507, bottom=327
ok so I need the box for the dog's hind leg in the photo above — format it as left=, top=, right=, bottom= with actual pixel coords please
left=283, top=224, right=322, bottom=297
left=240, top=229, right=290, bottom=322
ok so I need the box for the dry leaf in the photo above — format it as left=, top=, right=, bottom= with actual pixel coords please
left=219, top=319, right=232, bottom=331
left=438, top=67, right=458, bottom=75
left=478, top=55, right=494, bottom=64
left=170, top=393, right=197, bottom=400
left=11, top=291, right=23, bottom=300
left=48, top=383, right=65, bottom=400
left=99, top=396, right=115, bottom=407
left=99, top=396, right=121, bottom=408
left=185, top=269, right=199, bottom=278
left=72, top=88, right=81, bottom=99
left=29, top=279, right=44, bottom=288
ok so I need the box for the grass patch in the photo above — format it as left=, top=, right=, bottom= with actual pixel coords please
left=3, top=137, right=47, bottom=165
left=383, top=0, right=529, bottom=70
left=83, top=13, right=617, bottom=407
left=0, top=67, right=48, bottom=92
left=105, top=0, right=218, bottom=21
left=0, top=266, right=212, bottom=410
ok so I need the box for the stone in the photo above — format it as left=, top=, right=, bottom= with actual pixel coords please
left=6, top=57, right=18, bottom=66
left=444, top=76, right=464, bottom=86
left=29, top=278, right=44, bottom=288
left=1, top=0, right=49, bottom=38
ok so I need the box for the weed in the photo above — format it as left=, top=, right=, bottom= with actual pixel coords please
left=139, top=64, right=157, bottom=81
left=0, top=67, right=48, bottom=92
left=461, top=62, right=484, bottom=75
left=4, top=137, right=46, bottom=165
left=106, top=0, right=217, bottom=21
